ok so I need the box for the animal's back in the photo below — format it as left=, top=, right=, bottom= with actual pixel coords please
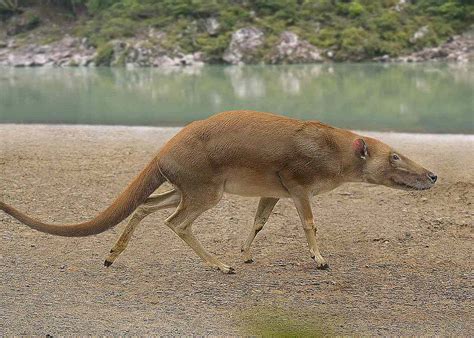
left=159, top=110, right=308, bottom=167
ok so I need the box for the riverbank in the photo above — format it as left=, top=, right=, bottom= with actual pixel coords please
left=1, top=2, right=473, bottom=67
left=1, top=125, right=472, bottom=335
left=1, top=29, right=472, bottom=68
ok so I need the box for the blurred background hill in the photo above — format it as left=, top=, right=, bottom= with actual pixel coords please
left=1, top=0, right=473, bottom=66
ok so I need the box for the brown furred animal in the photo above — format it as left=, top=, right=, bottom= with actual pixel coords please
left=0, top=111, right=437, bottom=273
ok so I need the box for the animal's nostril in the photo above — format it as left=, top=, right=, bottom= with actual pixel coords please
left=427, top=172, right=437, bottom=183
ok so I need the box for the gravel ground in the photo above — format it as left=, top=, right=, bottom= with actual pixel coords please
left=0, top=125, right=473, bottom=335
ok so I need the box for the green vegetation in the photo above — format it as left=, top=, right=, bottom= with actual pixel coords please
left=94, top=42, right=114, bottom=66
left=1, top=0, right=473, bottom=62
left=240, top=307, right=336, bottom=337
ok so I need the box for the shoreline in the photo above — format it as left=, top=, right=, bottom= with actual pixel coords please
left=0, top=123, right=472, bottom=138
left=1, top=28, right=472, bottom=68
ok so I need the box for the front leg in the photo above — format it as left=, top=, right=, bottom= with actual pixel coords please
left=292, top=195, right=328, bottom=269
left=279, top=176, right=328, bottom=269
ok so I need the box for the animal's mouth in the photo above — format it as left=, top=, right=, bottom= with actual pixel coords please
left=391, top=178, right=433, bottom=191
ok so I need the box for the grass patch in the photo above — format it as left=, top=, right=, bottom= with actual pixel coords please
left=94, top=42, right=114, bottom=66
left=240, top=307, right=339, bottom=337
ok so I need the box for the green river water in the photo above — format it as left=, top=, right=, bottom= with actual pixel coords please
left=0, top=63, right=472, bottom=133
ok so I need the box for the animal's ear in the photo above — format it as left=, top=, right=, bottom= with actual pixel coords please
left=353, top=138, right=368, bottom=160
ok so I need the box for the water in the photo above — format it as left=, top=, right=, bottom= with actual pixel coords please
left=0, top=63, right=472, bottom=134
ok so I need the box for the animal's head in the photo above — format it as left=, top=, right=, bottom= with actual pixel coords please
left=352, top=137, right=437, bottom=190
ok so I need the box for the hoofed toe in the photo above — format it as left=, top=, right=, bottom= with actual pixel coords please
left=317, top=262, right=330, bottom=270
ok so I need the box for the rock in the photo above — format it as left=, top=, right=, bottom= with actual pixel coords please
left=32, top=54, right=48, bottom=66
left=81, top=38, right=88, bottom=47
left=61, top=50, right=72, bottom=58
left=0, top=33, right=101, bottom=67
left=375, top=54, right=390, bottom=62
left=181, top=52, right=204, bottom=66
left=33, top=45, right=51, bottom=54
left=192, top=52, right=204, bottom=63
left=0, top=41, right=7, bottom=49
left=24, top=43, right=37, bottom=54
left=56, top=58, right=70, bottom=66
left=152, top=52, right=204, bottom=68
left=153, top=55, right=174, bottom=67
left=223, top=27, right=264, bottom=65
left=410, top=26, right=429, bottom=43
left=204, top=17, right=220, bottom=36
left=270, top=31, right=324, bottom=64
left=7, top=39, right=16, bottom=48
left=68, top=54, right=89, bottom=67
left=10, top=55, right=33, bottom=67
left=378, top=30, right=473, bottom=63
left=60, top=35, right=80, bottom=49
left=148, top=28, right=163, bottom=40
left=82, top=54, right=96, bottom=66
left=394, top=0, right=407, bottom=12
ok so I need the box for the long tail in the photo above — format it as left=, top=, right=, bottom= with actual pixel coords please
left=0, top=157, right=165, bottom=237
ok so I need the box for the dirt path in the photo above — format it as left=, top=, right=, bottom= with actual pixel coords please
left=1, top=125, right=473, bottom=335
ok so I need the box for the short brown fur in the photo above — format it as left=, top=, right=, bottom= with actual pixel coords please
left=1, top=111, right=436, bottom=273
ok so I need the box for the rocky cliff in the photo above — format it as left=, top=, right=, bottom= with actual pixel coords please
left=1, top=1, right=473, bottom=67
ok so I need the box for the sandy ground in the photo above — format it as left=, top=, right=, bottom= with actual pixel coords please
left=0, top=125, right=472, bottom=336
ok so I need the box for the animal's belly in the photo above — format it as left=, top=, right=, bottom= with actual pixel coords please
left=223, top=168, right=289, bottom=198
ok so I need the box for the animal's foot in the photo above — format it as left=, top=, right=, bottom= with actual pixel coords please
left=220, top=265, right=235, bottom=274
left=104, top=248, right=123, bottom=267
left=104, top=255, right=117, bottom=267
left=312, top=255, right=329, bottom=270
left=207, top=262, right=236, bottom=274
left=241, top=249, right=254, bottom=263
left=104, top=251, right=117, bottom=267
left=316, top=262, right=330, bottom=270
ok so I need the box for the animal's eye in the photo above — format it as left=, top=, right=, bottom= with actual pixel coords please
left=392, top=154, right=400, bottom=161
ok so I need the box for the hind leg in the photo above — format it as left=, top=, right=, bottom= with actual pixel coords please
left=241, top=197, right=279, bottom=263
left=105, top=189, right=180, bottom=267
left=165, top=187, right=233, bottom=273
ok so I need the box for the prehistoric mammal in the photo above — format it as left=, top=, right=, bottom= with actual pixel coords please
left=0, top=110, right=437, bottom=273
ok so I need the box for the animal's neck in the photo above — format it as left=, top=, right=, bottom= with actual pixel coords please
left=328, top=128, right=365, bottom=182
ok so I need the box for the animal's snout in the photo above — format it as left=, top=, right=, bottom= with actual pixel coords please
left=427, top=172, right=437, bottom=183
